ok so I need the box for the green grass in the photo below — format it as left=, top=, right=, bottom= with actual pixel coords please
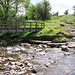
left=60, top=14, right=75, bottom=24
left=0, top=18, right=69, bottom=41
left=31, top=20, right=69, bottom=36
left=54, top=36, right=68, bottom=40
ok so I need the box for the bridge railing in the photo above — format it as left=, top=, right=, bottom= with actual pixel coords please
left=0, top=21, right=45, bottom=33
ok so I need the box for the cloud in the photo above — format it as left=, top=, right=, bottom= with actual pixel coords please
left=50, top=0, right=75, bottom=15
left=31, top=0, right=75, bottom=15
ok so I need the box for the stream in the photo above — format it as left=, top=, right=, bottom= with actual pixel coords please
left=0, top=41, right=75, bottom=75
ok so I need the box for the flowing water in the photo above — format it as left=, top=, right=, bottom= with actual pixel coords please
left=0, top=43, right=75, bottom=75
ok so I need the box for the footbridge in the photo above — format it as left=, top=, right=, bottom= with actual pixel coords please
left=0, top=21, right=45, bottom=33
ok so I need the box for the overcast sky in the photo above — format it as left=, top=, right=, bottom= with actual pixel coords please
left=31, top=0, right=75, bottom=15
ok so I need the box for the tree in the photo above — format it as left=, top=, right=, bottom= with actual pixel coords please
left=73, top=5, right=75, bottom=16
left=36, top=0, right=51, bottom=20
left=64, top=10, right=69, bottom=15
left=0, top=0, right=30, bottom=21
left=53, top=12, right=59, bottom=16
left=26, top=4, right=36, bottom=20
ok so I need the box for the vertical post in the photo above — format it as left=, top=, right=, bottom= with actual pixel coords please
left=16, top=22, right=18, bottom=32
left=41, top=23, right=42, bottom=29
left=36, top=22, right=37, bottom=32
left=30, top=22, right=31, bottom=32
left=8, top=21, right=10, bottom=33
left=0, top=21, right=1, bottom=33
left=44, top=23, right=45, bottom=28
left=24, top=22, right=25, bottom=32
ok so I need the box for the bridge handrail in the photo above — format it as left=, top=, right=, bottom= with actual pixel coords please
left=0, top=21, right=45, bottom=33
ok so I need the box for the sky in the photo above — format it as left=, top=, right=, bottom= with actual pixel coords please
left=31, top=0, right=75, bottom=15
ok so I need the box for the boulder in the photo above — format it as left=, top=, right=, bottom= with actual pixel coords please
left=68, top=43, right=75, bottom=48
left=64, top=52, right=70, bottom=56
left=40, top=52, right=46, bottom=55
left=31, top=65, right=44, bottom=73
left=61, top=45, right=69, bottom=51
left=42, top=45, right=47, bottom=48
left=36, top=49, right=42, bottom=52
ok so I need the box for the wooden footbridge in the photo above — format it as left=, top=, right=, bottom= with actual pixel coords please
left=0, top=21, right=45, bottom=33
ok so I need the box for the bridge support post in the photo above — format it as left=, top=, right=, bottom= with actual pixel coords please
left=24, top=22, right=25, bottom=32
left=0, top=21, right=1, bottom=33
left=30, top=22, right=31, bottom=32
left=16, top=22, right=18, bottom=32
left=36, top=23, right=37, bottom=32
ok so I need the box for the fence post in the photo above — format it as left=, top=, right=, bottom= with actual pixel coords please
left=30, top=22, right=31, bottom=32
left=0, top=21, right=1, bottom=33
left=16, top=22, right=18, bottom=32
left=36, top=22, right=37, bottom=32
left=41, top=23, right=42, bottom=29
left=8, top=21, right=10, bottom=33
left=24, top=22, right=25, bottom=32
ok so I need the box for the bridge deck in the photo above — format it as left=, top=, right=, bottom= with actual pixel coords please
left=0, top=21, right=45, bottom=33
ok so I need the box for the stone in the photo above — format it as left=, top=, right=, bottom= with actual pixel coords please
left=17, top=71, right=25, bottom=75
left=21, top=67, right=26, bottom=71
left=27, top=63, right=33, bottom=67
left=38, top=44, right=42, bottom=48
left=10, top=69, right=17, bottom=74
left=15, top=62, right=23, bottom=66
left=4, top=71, right=10, bottom=75
left=31, top=65, right=44, bottom=73
left=9, top=62, right=15, bottom=65
left=68, top=43, right=75, bottom=48
left=4, top=67, right=11, bottom=71
left=10, top=65, right=16, bottom=69
left=40, top=52, right=46, bottom=55
left=21, top=43, right=31, bottom=47
left=8, top=58, right=16, bottom=61
left=44, top=62, right=51, bottom=67
left=36, top=49, right=42, bottom=52
left=61, top=45, right=68, bottom=51
left=64, top=52, right=70, bottom=56
left=42, top=45, right=47, bottom=48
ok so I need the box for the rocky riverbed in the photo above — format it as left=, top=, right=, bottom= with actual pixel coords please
left=0, top=38, right=75, bottom=75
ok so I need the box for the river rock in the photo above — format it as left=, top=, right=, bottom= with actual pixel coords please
left=17, top=71, right=25, bottom=75
left=36, top=49, right=42, bottom=52
left=40, top=52, right=46, bottom=55
left=21, top=43, right=31, bottom=47
left=42, top=45, right=47, bottom=48
left=9, top=62, right=15, bottom=65
left=15, top=62, right=23, bottom=66
left=10, top=69, right=17, bottom=74
left=4, top=67, right=11, bottom=71
left=31, top=65, right=44, bottom=73
left=44, top=62, right=51, bottom=67
left=27, top=63, right=33, bottom=67
left=64, top=52, right=70, bottom=56
left=68, top=42, right=75, bottom=48
left=4, top=71, right=10, bottom=75
left=61, top=45, right=68, bottom=51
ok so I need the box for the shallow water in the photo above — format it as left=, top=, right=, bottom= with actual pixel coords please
left=0, top=44, right=75, bottom=75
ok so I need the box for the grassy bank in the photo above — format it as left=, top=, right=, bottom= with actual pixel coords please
left=1, top=14, right=74, bottom=41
